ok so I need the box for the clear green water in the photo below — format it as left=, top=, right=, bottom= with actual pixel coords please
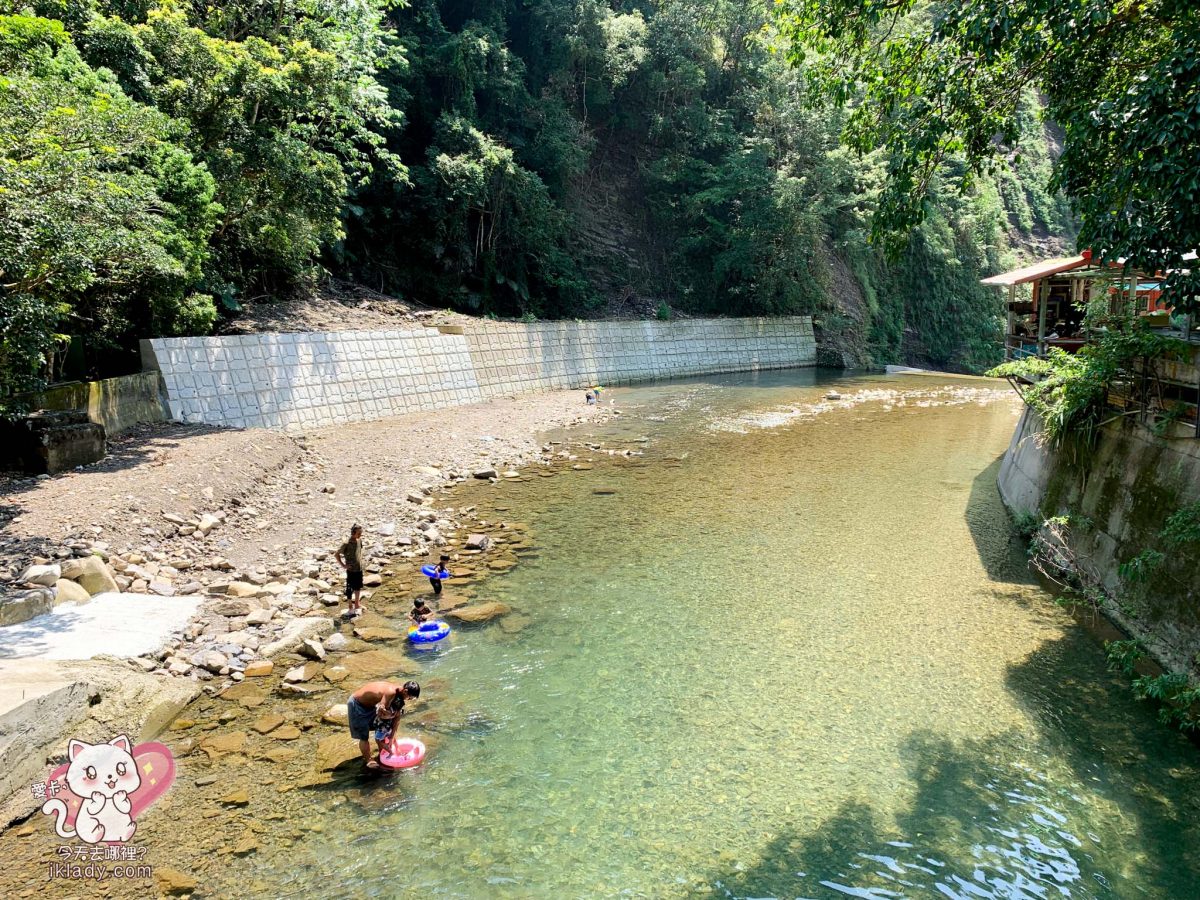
left=247, top=371, right=1199, bottom=898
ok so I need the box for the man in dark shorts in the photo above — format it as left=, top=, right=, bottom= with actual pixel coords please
left=348, top=680, right=421, bottom=768
left=335, top=524, right=364, bottom=617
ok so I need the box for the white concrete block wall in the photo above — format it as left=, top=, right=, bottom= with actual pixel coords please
left=465, top=316, right=816, bottom=397
left=145, top=329, right=484, bottom=430
left=144, top=317, right=815, bottom=430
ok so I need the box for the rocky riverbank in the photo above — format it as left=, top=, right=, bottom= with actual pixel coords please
left=0, top=390, right=617, bottom=817
left=0, top=386, right=649, bottom=897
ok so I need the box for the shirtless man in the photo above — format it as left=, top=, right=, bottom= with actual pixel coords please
left=347, top=680, right=421, bottom=768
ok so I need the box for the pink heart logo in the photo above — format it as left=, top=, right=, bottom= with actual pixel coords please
left=43, top=741, right=176, bottom=842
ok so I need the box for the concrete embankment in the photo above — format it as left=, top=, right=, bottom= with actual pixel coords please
left=143, top=316, right=816, bottom=430
left=998, top=407, right=1200, bottom=675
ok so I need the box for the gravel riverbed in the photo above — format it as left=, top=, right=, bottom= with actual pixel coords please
left=0, top=389, right=613, bottom=680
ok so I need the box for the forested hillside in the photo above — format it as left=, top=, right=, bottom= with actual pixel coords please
left=0, top=0, right=1074, bottom=398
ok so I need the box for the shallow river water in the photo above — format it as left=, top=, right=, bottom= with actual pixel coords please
left=241, top=369, right=1200, bottom=899
left=10, top=369, right=1199, bottom=899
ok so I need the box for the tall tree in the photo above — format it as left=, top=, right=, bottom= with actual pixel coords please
left=777, top=0, right=1200, bottom=307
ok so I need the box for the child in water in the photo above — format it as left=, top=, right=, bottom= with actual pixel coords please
left=429, top=554, right=450, bottom=596
left=372, top=694, right=403, bottom=754
left=410, top=597, right=433, bottom=624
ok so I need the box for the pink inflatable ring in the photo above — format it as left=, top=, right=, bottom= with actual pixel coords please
left=379, top=737, right=426, bottom=770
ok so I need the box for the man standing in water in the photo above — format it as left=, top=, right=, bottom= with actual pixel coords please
left=335, top=523, right=365, bottom=618
left=348, top=680, right=421, bottom=769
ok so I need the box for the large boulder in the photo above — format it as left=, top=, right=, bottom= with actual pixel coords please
left=53, top=579, right=91, bottom=606
left=60, top=556, right=119, bottom=596
left=444, top=601, right=511, bottom=623
left=0, top=589, right=53, bottom=626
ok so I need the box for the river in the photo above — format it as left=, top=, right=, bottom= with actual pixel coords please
left=16, top=369, right=1200, bottom=899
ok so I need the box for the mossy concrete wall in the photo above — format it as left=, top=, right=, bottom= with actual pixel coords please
left=999, top=408, right=1200, bottom=674
left=20, top=372, right=169, bottom=436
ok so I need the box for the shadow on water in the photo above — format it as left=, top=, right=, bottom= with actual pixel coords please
left=707, top=628, right=1200, bottom=899
left=965, top=455, right=1036, bottom=587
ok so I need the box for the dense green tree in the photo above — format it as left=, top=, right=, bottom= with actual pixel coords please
left=2, top=0, right=1082, bottom=399
left=777, top=0, right=1199, bottom=308
left=0, top=13, right=217, bottom=398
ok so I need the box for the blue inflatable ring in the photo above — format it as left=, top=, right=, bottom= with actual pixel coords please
left=409, top=620, right=450, bottom=644
left=421, top=564, right=451, bottom=579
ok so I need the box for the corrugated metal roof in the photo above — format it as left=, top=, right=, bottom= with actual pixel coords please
left=980, top=255, right=1089, bottom=286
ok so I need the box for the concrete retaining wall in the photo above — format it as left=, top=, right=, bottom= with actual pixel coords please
left=466, top=318, right=812, bottom=398
left=19, top=372, right=169, bottom=436
left=142, top=316, right=816, bottom=430
left=998, top=407, right=1200, bottom=674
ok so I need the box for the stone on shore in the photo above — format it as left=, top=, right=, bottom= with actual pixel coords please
left=53, top=579, right=92, bottom=605
left=472, top=467, right=498, bottom=480
left=244, top=607, right=273, bottom=626
left=0, top=590, right=53, bottom=626
left=154, top=868, right=198, bottom=896
left=232, top=834, right=260, bottom=856
left=60, top=556, right=120, bottom=595
left=243, top=660, right=274, bottom=678
left=19, top=564, right=61, bottom=587
left=225, top=582, right=260, bottom=599
left=260, top=617, right=335, bottom=658
left=197, top=513, right=221, bottom=536
left=251, top=713, right=285, bottom=735
left=283, top=664, right=316, bottom=684
left=200, top=731, right=247, bottom=758
left=191, top=650, right=228, bottom=673
left=445, top=601, right=511, bottom=623
left=322, top=704, right=349, bottom=726
left=322, top=633, right=349, bottom=652
left=297, top=638, right=327, bottom=661
left=220, top=789, right=250, bottom=806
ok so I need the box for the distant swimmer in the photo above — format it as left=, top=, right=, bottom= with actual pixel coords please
left=429, top=554, right=450, bottom=596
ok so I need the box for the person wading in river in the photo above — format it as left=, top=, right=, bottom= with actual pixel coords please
left=348, top=681, right=421, bottom=769
left=335, top=524, right=365, bottom=618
